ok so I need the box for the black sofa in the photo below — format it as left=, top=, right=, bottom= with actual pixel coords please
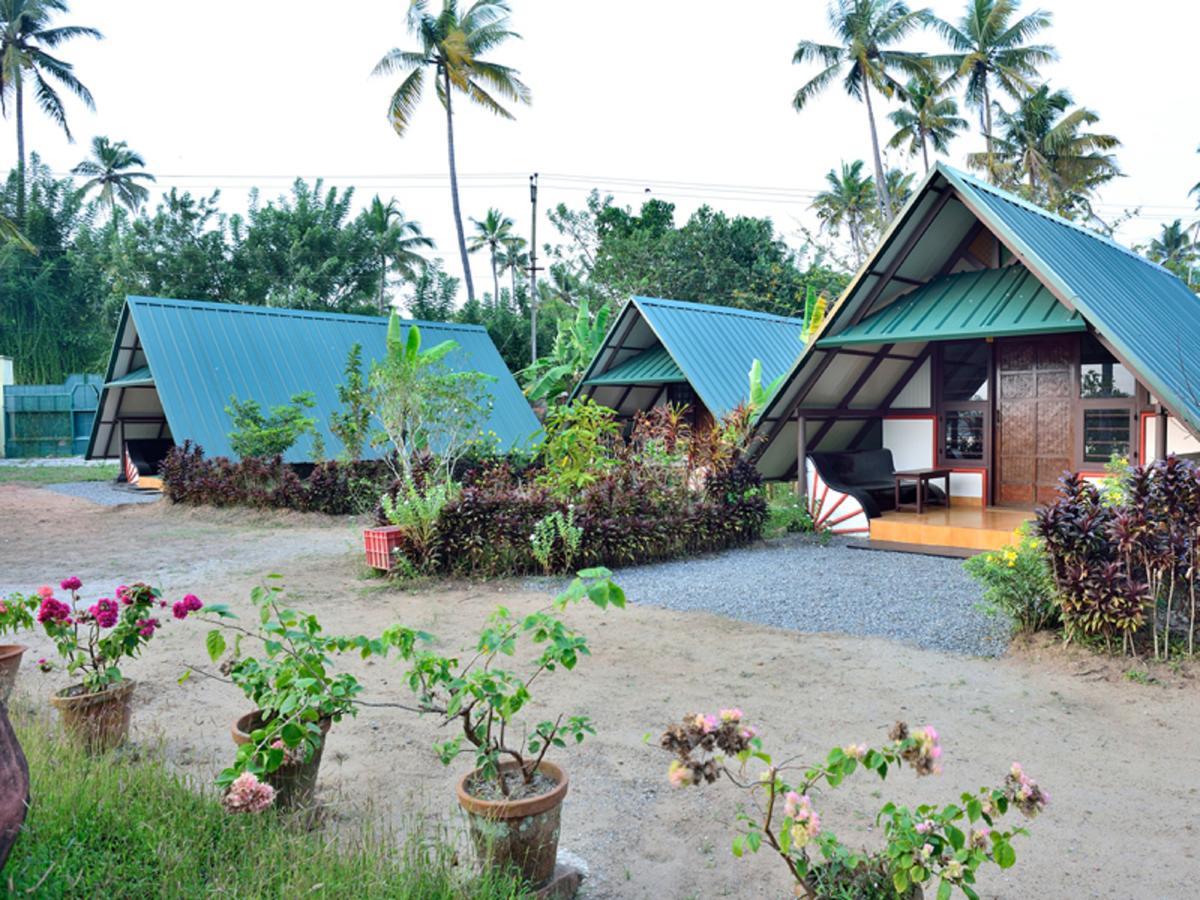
left=808, top=448, right=945, bottom=518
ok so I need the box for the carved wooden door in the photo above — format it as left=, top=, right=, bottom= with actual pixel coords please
left=994, top=336, right=1075, bottom=506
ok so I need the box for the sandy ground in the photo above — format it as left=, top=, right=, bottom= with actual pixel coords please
left=2, top=483, right=1198, bottom=899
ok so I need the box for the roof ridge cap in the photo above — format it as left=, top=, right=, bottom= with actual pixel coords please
left=634, top=296, right=804, bottom=326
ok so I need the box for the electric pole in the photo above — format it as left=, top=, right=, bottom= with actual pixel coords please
left=528, top=173, right=542, bottom=362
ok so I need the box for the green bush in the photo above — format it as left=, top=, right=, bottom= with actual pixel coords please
left=963, top=526, right=1060, bottom=634
left=4, top=708, right=531, bottom=898
left=766, top=492, right=815, bottom=537
left=226, top=391, right=319, bottom=460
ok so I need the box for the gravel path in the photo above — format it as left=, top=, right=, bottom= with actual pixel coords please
left=608, top=536, right=1010, bottom=657
left=40, top=481, right=162, bottom=507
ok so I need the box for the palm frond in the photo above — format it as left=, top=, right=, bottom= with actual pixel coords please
left=386, top=66, right=425, bottom=136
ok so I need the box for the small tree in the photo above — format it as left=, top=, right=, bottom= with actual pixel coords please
left=226, top=392, right=318, bottom=459
left=330, top=343, right=372, bottom=461
left=370, top=314, right=493, bottom=482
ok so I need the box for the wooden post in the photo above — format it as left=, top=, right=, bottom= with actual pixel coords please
left=1156, top=407, right=1169, bottom=461
left=795, top=414, right=807, bottom=502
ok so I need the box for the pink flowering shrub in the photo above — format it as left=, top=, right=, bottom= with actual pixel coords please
left=661, top=711, right=1046, bottom=899
left=15, top=578, right=200, bottom=694
left=221, top=771, right=276, bottom=814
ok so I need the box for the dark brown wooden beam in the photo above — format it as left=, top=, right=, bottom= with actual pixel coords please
left=935, top=221, right=985, bottom=279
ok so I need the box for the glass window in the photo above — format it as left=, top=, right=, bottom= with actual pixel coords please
left=944, top=410, right=985, bottom=460
left=1083, top=409, right=1131, bottom=464
left=941, top=343, right=989, bottom=401
left=1080, top=335, right=1135, bottom=399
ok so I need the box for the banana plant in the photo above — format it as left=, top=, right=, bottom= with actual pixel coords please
left=748, top=359, right=786, bottom=413
left=520, top=299, right=612, bottom=403
left=801, top=284, right=829, bottom=345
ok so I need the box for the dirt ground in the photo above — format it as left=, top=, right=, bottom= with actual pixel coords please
left=2, top=483, right=1198, bottom=899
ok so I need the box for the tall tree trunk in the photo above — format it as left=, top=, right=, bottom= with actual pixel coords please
left=491, top=247, right=499, bottom=303
left=379, top=253, right=388, bottom=314
left=982, top=81, right=995, bottom=182
left=920, top=129, right=930, bottom=174
left=862, top=79, right=893, bottom=221
left=15, top=78, right=26, bottom=223
left=510, top=262, right=517, bottom=301
left=443, top=67, right=475, bottom=303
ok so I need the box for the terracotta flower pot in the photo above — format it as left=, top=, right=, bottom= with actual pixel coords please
left=49, top=679, right=136, bottom=753
left=0, top=645, right=28, bottom=705
left=456, top=759, right=569, bottom=888
left=231, top=711, right=332, bottom=811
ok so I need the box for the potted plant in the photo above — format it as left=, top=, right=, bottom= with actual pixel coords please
left=31, top=579, right=182, bottom=752
left=0, top=592, right=37, bottom=703
left=660, top=712, right=1048, bottom=899
left=195, top=576, right=370, bottom=811
left=374, top=568, right=624, bottom=887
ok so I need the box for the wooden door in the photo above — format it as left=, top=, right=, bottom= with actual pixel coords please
left=994, top=336, right=1075, bottom=507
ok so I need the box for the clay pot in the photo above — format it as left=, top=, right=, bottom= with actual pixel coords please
left=49, top=679, right=135, bottom=753
left=0, top=645, right=27, bottom=704
left=231, top=711, right=332, bottom=811
left=456, top=760, right=568, bottom=888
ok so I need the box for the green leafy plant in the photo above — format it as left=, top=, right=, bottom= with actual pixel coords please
left=373, top=569, right=624, bottom=797
left=197, top=577, right=379, bottom=787
left=370, top=315, right=493, bottom=482
left=520, top=298, right=612, bottom=402
left=1098, top=452, right=1132, bottom=507
left=379, top=477, right=460, bottom=573
left=529, top=507, right=584, bottom=575
left=0, top=592, right=36, bottom=638
left=226, top=392, right=318, bottom=459
left=330, top=343, right=372, bottom=461
left=767, top=491, right=816, bottom=537
left=748, top=359, right=786, bottom=414
left=963, top=526, right=1060, bottom=634
left=27, top=579, right=180, bottom=694
left=661, top=712, right=1046, bottom=899
left=535, top=398, right=620, bottom=498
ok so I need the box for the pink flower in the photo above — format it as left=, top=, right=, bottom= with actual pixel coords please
left=172, top=601, right=189, bottom=620
left=117, top=585, right=131, bottom=605
left=37, top=658, right=52, bottom=672
left=667, top=760, right=694, bottom=787
left=969, top=827, right=990, bottom=850
left=692, top=713, right=719, bottom=734
left=783, top=792, right=820, bottom=846
left=222, top=772, right=275, bottom=813
left=843, top=743, right=867, bottom=760
left=719, top=707, right=744, bottom=723
left=37, top=585, right=54, bottom=600
left=915, top=820, right=933, bottom=834
left=183, top=594, right=203, bottom=612
left=60, top=576, right=82, bottom=592
left=37, top=597, right=72, bottom=625
left=88, top=598, right=120, bottom=629
left=0, top=601, right=8, bottom=617
left=740, top=725, right=758, bottom=740
left=1005, top=762, right=1049, bottom=817
left=136, top=617, right=160, bottom=638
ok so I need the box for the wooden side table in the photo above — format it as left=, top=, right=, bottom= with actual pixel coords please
left=893, top=468, right=952, bottom=513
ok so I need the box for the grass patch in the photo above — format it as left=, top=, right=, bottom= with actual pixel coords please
left=0, top=464, right=119, bottom=486
left=5, top=709, right=531, bottom=898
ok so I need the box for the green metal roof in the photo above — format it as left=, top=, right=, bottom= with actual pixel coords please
left=87, top=296, right=539, bottom=461
left=576, top=296, right=806, bottom=417
left=940, top=166, right=1200, bottom=433
left=583, top=346, right=686, bottom=386
left=817, top=265, right=1085, bottom=348
left=104, top=365, right=154, bottom=388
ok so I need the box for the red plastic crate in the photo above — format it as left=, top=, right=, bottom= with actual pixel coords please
left=363, top=526, right=406, bottom=570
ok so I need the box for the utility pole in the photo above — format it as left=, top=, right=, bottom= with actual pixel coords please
left=528, top=173, right=542, bottom=362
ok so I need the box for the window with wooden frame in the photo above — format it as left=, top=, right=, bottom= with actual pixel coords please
left=936, top=341, right=991, bottom=465
left=1078, top=334, right=1137, bottom=466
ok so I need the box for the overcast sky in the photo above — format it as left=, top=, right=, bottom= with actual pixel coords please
left=4, top=0, right=1198, bottom=294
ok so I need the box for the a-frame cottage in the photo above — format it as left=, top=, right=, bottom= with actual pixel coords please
left=752, top=164, right=1200, bottom=552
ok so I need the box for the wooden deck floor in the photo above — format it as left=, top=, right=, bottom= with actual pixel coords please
left=868, top=505, right=1031, bottom=552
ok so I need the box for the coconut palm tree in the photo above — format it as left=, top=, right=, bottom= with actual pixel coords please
left=812, top=160, right=878, bottom=265
left=0, top=212, right=33, bottom=250
left=467, top=207, right=515, bottom=302
left=71, top=135, right=155, bottom=216
left=362, top=195, right=435, bottom=313
left=1146, top=220, right=1197, bottom=282
left=968, top=85, right=1120, bottom=216
left=372, top=0, right=530, bottom=305
left=496, top=233, right=528, bottom=300
left=887, top=75, right=967, bottom=171
left=931, top=0, right=1055, bottom=179
left=0, top=0, right=101, bottom=221
left=793, top=0, right=933, bottom=221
